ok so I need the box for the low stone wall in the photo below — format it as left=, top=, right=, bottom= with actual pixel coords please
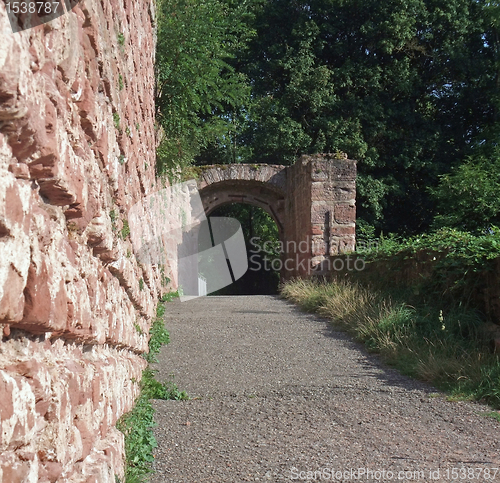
left=0, top=0, right=161, bottom=480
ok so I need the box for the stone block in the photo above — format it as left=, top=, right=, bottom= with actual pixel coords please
left=311, top=203, right=332, bottom=224
left=334, top=204, right=356, bottom=224
left=330, top=225, right=355, bottom=236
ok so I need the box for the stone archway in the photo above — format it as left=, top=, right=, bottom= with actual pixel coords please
left=196, top=154, right=357, bottom=278
left=198, top=165, right=286, bottom=233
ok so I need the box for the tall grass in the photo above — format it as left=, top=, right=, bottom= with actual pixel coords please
left=281, top=278, right=500, bottom=408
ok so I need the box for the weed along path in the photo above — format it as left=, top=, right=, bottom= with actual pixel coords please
left=151, top=296, right=500, bottom=483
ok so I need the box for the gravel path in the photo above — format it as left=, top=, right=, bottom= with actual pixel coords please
left=152, top=295, right=500, bottom=483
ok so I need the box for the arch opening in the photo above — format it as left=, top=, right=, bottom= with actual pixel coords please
left=206, top=203, right=281, bottom=295
left=199, top=179, right=286, bottom=234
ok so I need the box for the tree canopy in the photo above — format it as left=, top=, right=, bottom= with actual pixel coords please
left=156, top=0, right=500, bottom=235
left=155, top=0, right=254, bottom=175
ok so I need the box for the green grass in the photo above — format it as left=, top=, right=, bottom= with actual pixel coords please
left=117, top=296, right=188, bottom=482
left=281, top=278, right=500, bottom=409
left=113, top=112, right=121, bottom=131
left=481, top=411, right=500, bottom=422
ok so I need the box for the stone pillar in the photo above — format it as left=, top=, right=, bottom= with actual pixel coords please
left=284, top=154, right=356, bottom=278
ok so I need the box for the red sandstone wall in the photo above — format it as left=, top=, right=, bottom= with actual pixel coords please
left=284, top=156, right=312, bottom=276
left=284, top=154, right=356, bottom=277
left=0, top=0, right=161, bottom=480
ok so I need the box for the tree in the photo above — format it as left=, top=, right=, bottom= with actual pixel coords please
left=155, top=0, right=254, bottom=177
left=431, top=146, right=500, bottom=233
left=196, top=0, right=500, bottom=234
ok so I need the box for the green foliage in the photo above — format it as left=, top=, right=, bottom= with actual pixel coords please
left=209, top=203, right=281, bottom=294
left=143, top=303, right=171, bottom=363
left=121, top=220, right=130, bottom=240
left=116, top=368, right=188, bottom=483
left=116, top=385, right=156, bottom=482
left=118, top=298, right=188, bottom=482
left=160, top=289, right=180, bottom=303
left=155, top=0, right=255, bottom=177
left=359, top=227, right=500, bottom=305
left=118, top=74, right=124, bottom=91
left=195, top=0, right=500, bottom=235
left=431, top=148, right=500, bottom=233
left=113, top=112, right=121, bottom=131
left=110, top=210, right=118, bottom=231
left=138, top=278, right=144, bottom=291
left=214, top=203, right=279, bottom=250
left=142, top=368, right=189, bottom=401
left=362, top=227, right=500, bottom=269
left=159, top=266, right=171, bottom=289
left=117, top=32, right=125, bottom=46
left=153, top=0, right=500, bottom=234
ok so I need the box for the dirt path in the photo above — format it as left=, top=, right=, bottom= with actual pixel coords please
left=152, top=296, right=500, bottom=482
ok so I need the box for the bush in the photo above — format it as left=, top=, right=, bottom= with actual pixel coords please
left=431, top=148, right=500, bottom=233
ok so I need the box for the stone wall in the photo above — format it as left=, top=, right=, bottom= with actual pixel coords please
left=0, top=0, right=161, bottom=480
left=198, top=164, right=287, bottom=232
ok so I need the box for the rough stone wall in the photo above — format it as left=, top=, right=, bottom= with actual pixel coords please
left=284, top=154, right=356, bottom=276
left=197, top=164, right=287, bottom=232
left=0, top=0, right=161, bottom=480
left=283, top=157, right=312, bottom=276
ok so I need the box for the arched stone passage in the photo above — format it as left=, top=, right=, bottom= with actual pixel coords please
left=196, top=154, right=357, bottom=278
left=201, top=180, right=286, bottom=233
